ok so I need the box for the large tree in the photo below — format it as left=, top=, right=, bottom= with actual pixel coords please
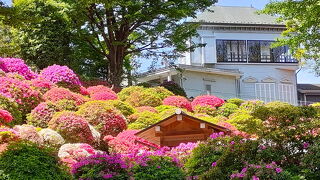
left=64, top=0, right=217, bottom=87
left=262, top=0, right=320, bottom=74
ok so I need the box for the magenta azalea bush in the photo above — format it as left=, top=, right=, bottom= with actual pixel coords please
left=0, top=109, right=13, bottom=126
left=163, top=96, right=192, bottom=111
left=0, top=58, right=38, bottom=80
left=191, top=95, right=225, bottom=110
left=40, top=65, right=81, bottom=85
left=91, top=91, right=118, bottom=101
left=87, top=85, right=115, bottom=96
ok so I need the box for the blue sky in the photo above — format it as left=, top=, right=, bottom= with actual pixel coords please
left=2, top=0, right=319, bottom=83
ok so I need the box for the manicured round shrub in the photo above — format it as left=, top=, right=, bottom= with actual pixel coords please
left=160, top=81, right=187, bottom=97
left=125, top=90, right=162, bottom=107
left=13, top=125, right=44, bottom=144
left=163, top=96, right=192, bottom=111
left=0, top=95, right=22, bottom=126
left=239, top=100, right=264, bottom=112
left=90, top=91, right=118, bottom=101
left=197, top=115, right=227, bottom=124
left=0, top=76, right=41, bottom=116
left=0, top=58, right=38, bottom=80
left=193, top=105, right=217, bottom=116
left=227, top=98, right=244, bottom=106
left=0, top=141, right=71, bottom=180
left=104, top=130, right=159, bottom=154
left=43, top=87, right=85, bottom=105
left=40, top=64, right=81, bottom=85
left=118, top=86, right=145, bottom=101
left=310, top=102, right=320, bottom=108
left=145, top=86, right=174, bottom=100
left=58, top=143, right=98, bottom=167
left=136, top=106, right=158, bottom=113
left=132, top=156, right=185, bottom=180
left=87, top=85, right=116, bottom=96
left=77, top=101, right=127, bottom=136
left=191, top=95, right=225, bottom=110
left=48, top=111, right=95, bottom=144
left=72, top=153, right=129, bottom=180
left=0, top=109, right=13, bottom=126
left=38, top=128, right=65, bottom=148
left=155, top=105, right=177, bottom=113
left=0, top=127, right=19, bottom=144
left=30, top=77, right=54, bottom=94
left=128, top=111, right=161, bottom=130
left=27, top=100, right=78, bottom=128
left=217, top=103, right=239, bottom=117
left=106, top=100, right=135, bottom=117
left=227, top=110, right=263, bottom=134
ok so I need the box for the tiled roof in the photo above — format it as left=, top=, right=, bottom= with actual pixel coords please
left=190, top=6, right=283, bottom=26
left=297, top=84, right=320, bottom=91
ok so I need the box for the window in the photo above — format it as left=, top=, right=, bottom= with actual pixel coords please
left=205, top=84, right=212, bottom=95
left=278, top=84, right=295, bottom=104
left=248, top=40, right=273, bottom=62
left=255, top=83, right=276, bottom=103
left=216, top=40, right=246, bottom=62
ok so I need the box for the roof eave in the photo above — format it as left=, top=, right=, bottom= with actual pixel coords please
left=186, top=21, right=286, bottom=28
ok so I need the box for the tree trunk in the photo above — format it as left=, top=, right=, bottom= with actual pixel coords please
left=107, top=46, right=125, bottom=89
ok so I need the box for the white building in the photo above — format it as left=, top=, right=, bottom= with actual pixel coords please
left=138, top=6, right=299, bottom=105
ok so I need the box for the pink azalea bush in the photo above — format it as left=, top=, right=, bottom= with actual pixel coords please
left=163, top=96, right=192, bottom=111
left=48, top=111, right=95, bottom=145
left=0, top=76, right=41, bottom=115
left=0, top=58, right=38, bottom=80
left=191, top=95, right=225, bottom=111
left=40, top=65, right=81, bottom=85
left=230, top=162, right=285, bottom=179
left=0, top=109, right=13, bottom=126
left=136, top=106, right=158, bottom=113
left=13, top=125, right=43, bottom=144
left=90, top=91, right=118, bottom=101
left=77, top=101, right=127, bottom=137
left=104, top=130, right=160, bottom=154
left=58, top=143, right=98, bottom=167
left=87, top=85, right=115, bottom=96
left=0, top=126, right=19, bottom=153
left=30, top=77, right=54, bottom=94
left=43, top=87, right=85, bottom=105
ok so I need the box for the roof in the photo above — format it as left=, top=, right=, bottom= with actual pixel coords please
left=190, top=6, right=283, bottom=26
left=297, top=84, right=320, bottom=92
left=135, top=111, right=230, bottom=136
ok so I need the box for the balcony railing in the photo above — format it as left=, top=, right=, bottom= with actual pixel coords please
left=217, top=53, right=298, bottom=63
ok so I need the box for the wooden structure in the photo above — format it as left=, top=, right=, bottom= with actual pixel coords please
left=135, top=109, right=230, bottom=147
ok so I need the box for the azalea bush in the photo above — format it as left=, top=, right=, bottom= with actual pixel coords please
left=13, top=125, right=44, bottom=144
left=0, top=110, right=13, bottom=126
left=0, top=58, right=37, bottom=80
left=38, top=128, right=65, bottom=148
left=30, top=77, right=54, bottom=94
left=106, top=100, right=135, bottom=117
left=118, top=86, right=145, bottom=101
left=217, top=103, right=239, bottom=117
left=191, top=95, right=225, bottom=110
left=90, top=91, right=118, bottom=101
left=125, top=90, right=162, bottom=107
left=48, top=111, right=95, bottom=145
left=43, top=87, right=85, bottom=105
left=87, top=85, right=116, bottom=96
left=40, top=64, right=81, bottom=85
left=145, top=86, right=174, bottom=100
left=136, top=106, right=158, bottom=113
left=160, top=81, right=187, bottom=97
left=163, top=96, right=192, bottom=111
left=0, top=95, right=22, bottom=126
left=128, top=111, right=161, bottom=130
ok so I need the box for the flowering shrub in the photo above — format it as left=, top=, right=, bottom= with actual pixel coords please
left=193, top=105, right=217, bottom=116
left=87, top=85, right=116, bottom=96
left=217, top=103, right=239, bottom=117
left=48, top=111, right=95, bottom=144
left=132, top=156, right=185, bottom=180
left=0, top=110, right=13, bottom=126
left=0, top=77, right=41, bottom=116
left=58, top=143, right=98, bottom=167
left=43, top=87, right=85, bottom=105
left=27, top=100, right=78, bottom=128
left=77, top=101, right=127, bottom=136
left=160, top=81, right=187, bottom=97
left=145, top=86, right=174, bottom=100
left=239, top=100, right=264, bottom=112
left=191, top=95, right=225, bottom=110
left=227, top=110, right=263, bottom=134
left=301, top=140, right=320, bottom=179
left=217, top=121, right=250, bottom=138
left=128, top=111, right=161, bottom=130
left=40, top=64, right=81, bottom=85
left=155, top=105, right=177, bottom=113
left=13, top=125, right=43, bottom=144
left=227, top=98, right=244, bottom=106
left=0, top=58, right=37, bottom=80
left=90, top=91, right=118, bottom=101
left=163, top=96, right=192, bottom=111
left=0, top=141, right=71, bottom=179
left=30, top=77, right=54, bottom=94
left=125, top=90, right=162, bottom=107
left=38, top=128, right=65, bottom=148
left=72, top=153, right=129, bottom=179
left=0, top=127, right=19, bottom=144
left=118, top=86, right=145, bottom=101
left=104, top=130, right=159, bottom=154
left=0, top=95, right=22, bottom=126
left=136, top=106, right=158, bottom=113
left=106, top=100, right=135, bottom=117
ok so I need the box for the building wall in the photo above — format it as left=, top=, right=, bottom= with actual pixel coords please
left=181, top=71, right=237, bottom=99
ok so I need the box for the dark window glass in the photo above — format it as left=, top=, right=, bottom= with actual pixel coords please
left=216, top=40, right=246, bottom=62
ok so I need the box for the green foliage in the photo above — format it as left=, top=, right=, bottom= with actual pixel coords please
left=301, top=141, right=320, bottom=179
left=227, top=98, right=244, bottom=106
left=0, top=141, right=71, bottom=180
left=118, top=86, right=145, bottom=101
left=197, top=115, right=227, bottom=124
left=106, top=100, right=136, bottom=117
left=239, top=100, right=264, bottom=112
left=145, top=86, right=174, bottom=100
left=227, top=110, right=263, bottom=134
left=193, top=105, right=217, bottom=116
left=125, top=90, right=162, bottom=107
left=132, top=156, right=185, bottom=180
left=160, top=81, right=187, bottom=97
left=0, top=95, right=22, bottom=126
left=155, top=105, right=176, bottom=113
left=128, top=111, right=161, bottom=130
left=217, top=103, right=238, bottom=117
left=261, top=0, right=320, bottom=63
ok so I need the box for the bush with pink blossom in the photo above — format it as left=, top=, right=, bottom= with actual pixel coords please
left=0, top=126, right=19, bottom=144
left=163, top=96, right=192, bottom=111
left=87, top=85, right=116, bottom=96
left=191, top=95, right=225, bottom=111
left=118, top=86, right=145, bottom=101
left=40, top=64, right=81, bottom=85
left=136, top=106, right=158, bottom=113
left=90, top=91, right=118, bottom=101
left=0, top=95, right=22, bottom=126
left=13, top=125, right=43, bottom=144
left=38, top=128, right=65, bottom=148
left=0, top=76, right=41, bottom=116
left=43, top=87, right=85, bottom=105
left=0, top=109, right=13, bottom=126
left=48, top=111, right=95, bottom=144
left=30, top=77, right=54, bottom=94
left=0, top=58, right=37, bottom=80
left=104, top=130, right=160, bottom=154
left=77, top=101, right=127, bottom=137
left=58, top=143, right=98, bottom=167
